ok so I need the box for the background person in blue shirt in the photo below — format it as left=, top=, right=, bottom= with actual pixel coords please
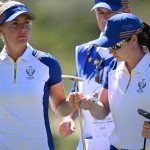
left=69, top=13, right=150, bottom=150
left=59, top=0, right=132, bottom=149
left=0, top=1, right=73, bottom=150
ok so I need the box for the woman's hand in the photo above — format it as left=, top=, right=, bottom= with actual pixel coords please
left=59, top=116, right=75, bottom=137
left=80, top=94, right=97, bottom=110
left=68, top=92, right=98, bottom=111
left=68, top=92, right=84, bottom=109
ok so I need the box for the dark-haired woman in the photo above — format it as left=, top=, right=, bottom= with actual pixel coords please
left=68, top=13, right=150, bottom=150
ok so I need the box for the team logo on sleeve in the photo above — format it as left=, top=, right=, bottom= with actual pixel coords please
left=137, top=79, right=146, bottom=94
left=26, top=66, right=35, bottom=80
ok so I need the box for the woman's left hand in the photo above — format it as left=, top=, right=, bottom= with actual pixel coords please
left=79, top=93, right=97, bottom=110
left=80, top=99, right=96, bottom=110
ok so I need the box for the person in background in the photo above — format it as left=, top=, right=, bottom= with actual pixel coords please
left=59, top=0, right=132, bottom=149
left=0, top=1, right=73, bottom=150
left=69, top=13, right=150, bottom=150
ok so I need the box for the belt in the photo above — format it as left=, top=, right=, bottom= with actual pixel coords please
left=110, top=145, right=142, bottom=150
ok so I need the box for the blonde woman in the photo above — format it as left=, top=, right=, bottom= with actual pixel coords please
left=0, top=1, right=73, bottom=150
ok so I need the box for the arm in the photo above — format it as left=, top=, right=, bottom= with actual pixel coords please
left=89, top=88, right=110, bottom=120
left=58, top=45, right=81, bottom=136
left=69, top=88, right=110, bottom=120
left=50, top=82, right=73, bottom=117
left=59, top=110, right=78, bottom=137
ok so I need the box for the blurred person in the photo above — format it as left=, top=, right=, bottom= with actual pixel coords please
left=0, top=0, right=73, bottom=150
left=59, top=0, right=132, bottom=149
left=69, top=13, right=150, bottom=150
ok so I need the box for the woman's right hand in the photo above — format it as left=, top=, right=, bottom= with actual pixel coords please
left=68, top=92, right=85, bottom=109
left=68, top=92, right=97, bottom=111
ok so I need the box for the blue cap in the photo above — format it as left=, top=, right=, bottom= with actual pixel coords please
left=0, top=4, right=35, bottom=25
left=91, top=0, right=128, bottom=11
left=94, top=13, right=142, bottom=48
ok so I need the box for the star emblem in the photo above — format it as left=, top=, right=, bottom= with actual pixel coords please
left=88, top=57, right=92, bottom=62
left=94, top=59, right=99, bottom=65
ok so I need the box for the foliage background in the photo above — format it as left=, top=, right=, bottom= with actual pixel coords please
left=0, top=0, right=150, bottom=149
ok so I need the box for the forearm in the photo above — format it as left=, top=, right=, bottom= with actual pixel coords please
left=61, top=109, right=78, bottom=121
left=89, top=101, right=109, bottom=120
left=55, top=100, right=74, bottom=117
left=69, top=109, right=78, bottom=120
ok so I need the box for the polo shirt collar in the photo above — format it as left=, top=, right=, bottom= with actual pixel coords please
left=21, top=44, right=33, bottom=61
left=117, top=52, right=150, bottom=74
left=0, top=43, right=33, bottom=61
left=117, top=61, right=127, bottom=72
left=134, top=52, right=150, bottom=73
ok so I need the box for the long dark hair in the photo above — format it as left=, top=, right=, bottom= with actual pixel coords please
left=137, top=22, right=150, bottom=50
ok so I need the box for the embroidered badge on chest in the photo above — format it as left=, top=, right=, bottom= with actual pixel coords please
left=26, top=66, right=35, bottom=80
left=137, top=79, right=146, bottom=94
